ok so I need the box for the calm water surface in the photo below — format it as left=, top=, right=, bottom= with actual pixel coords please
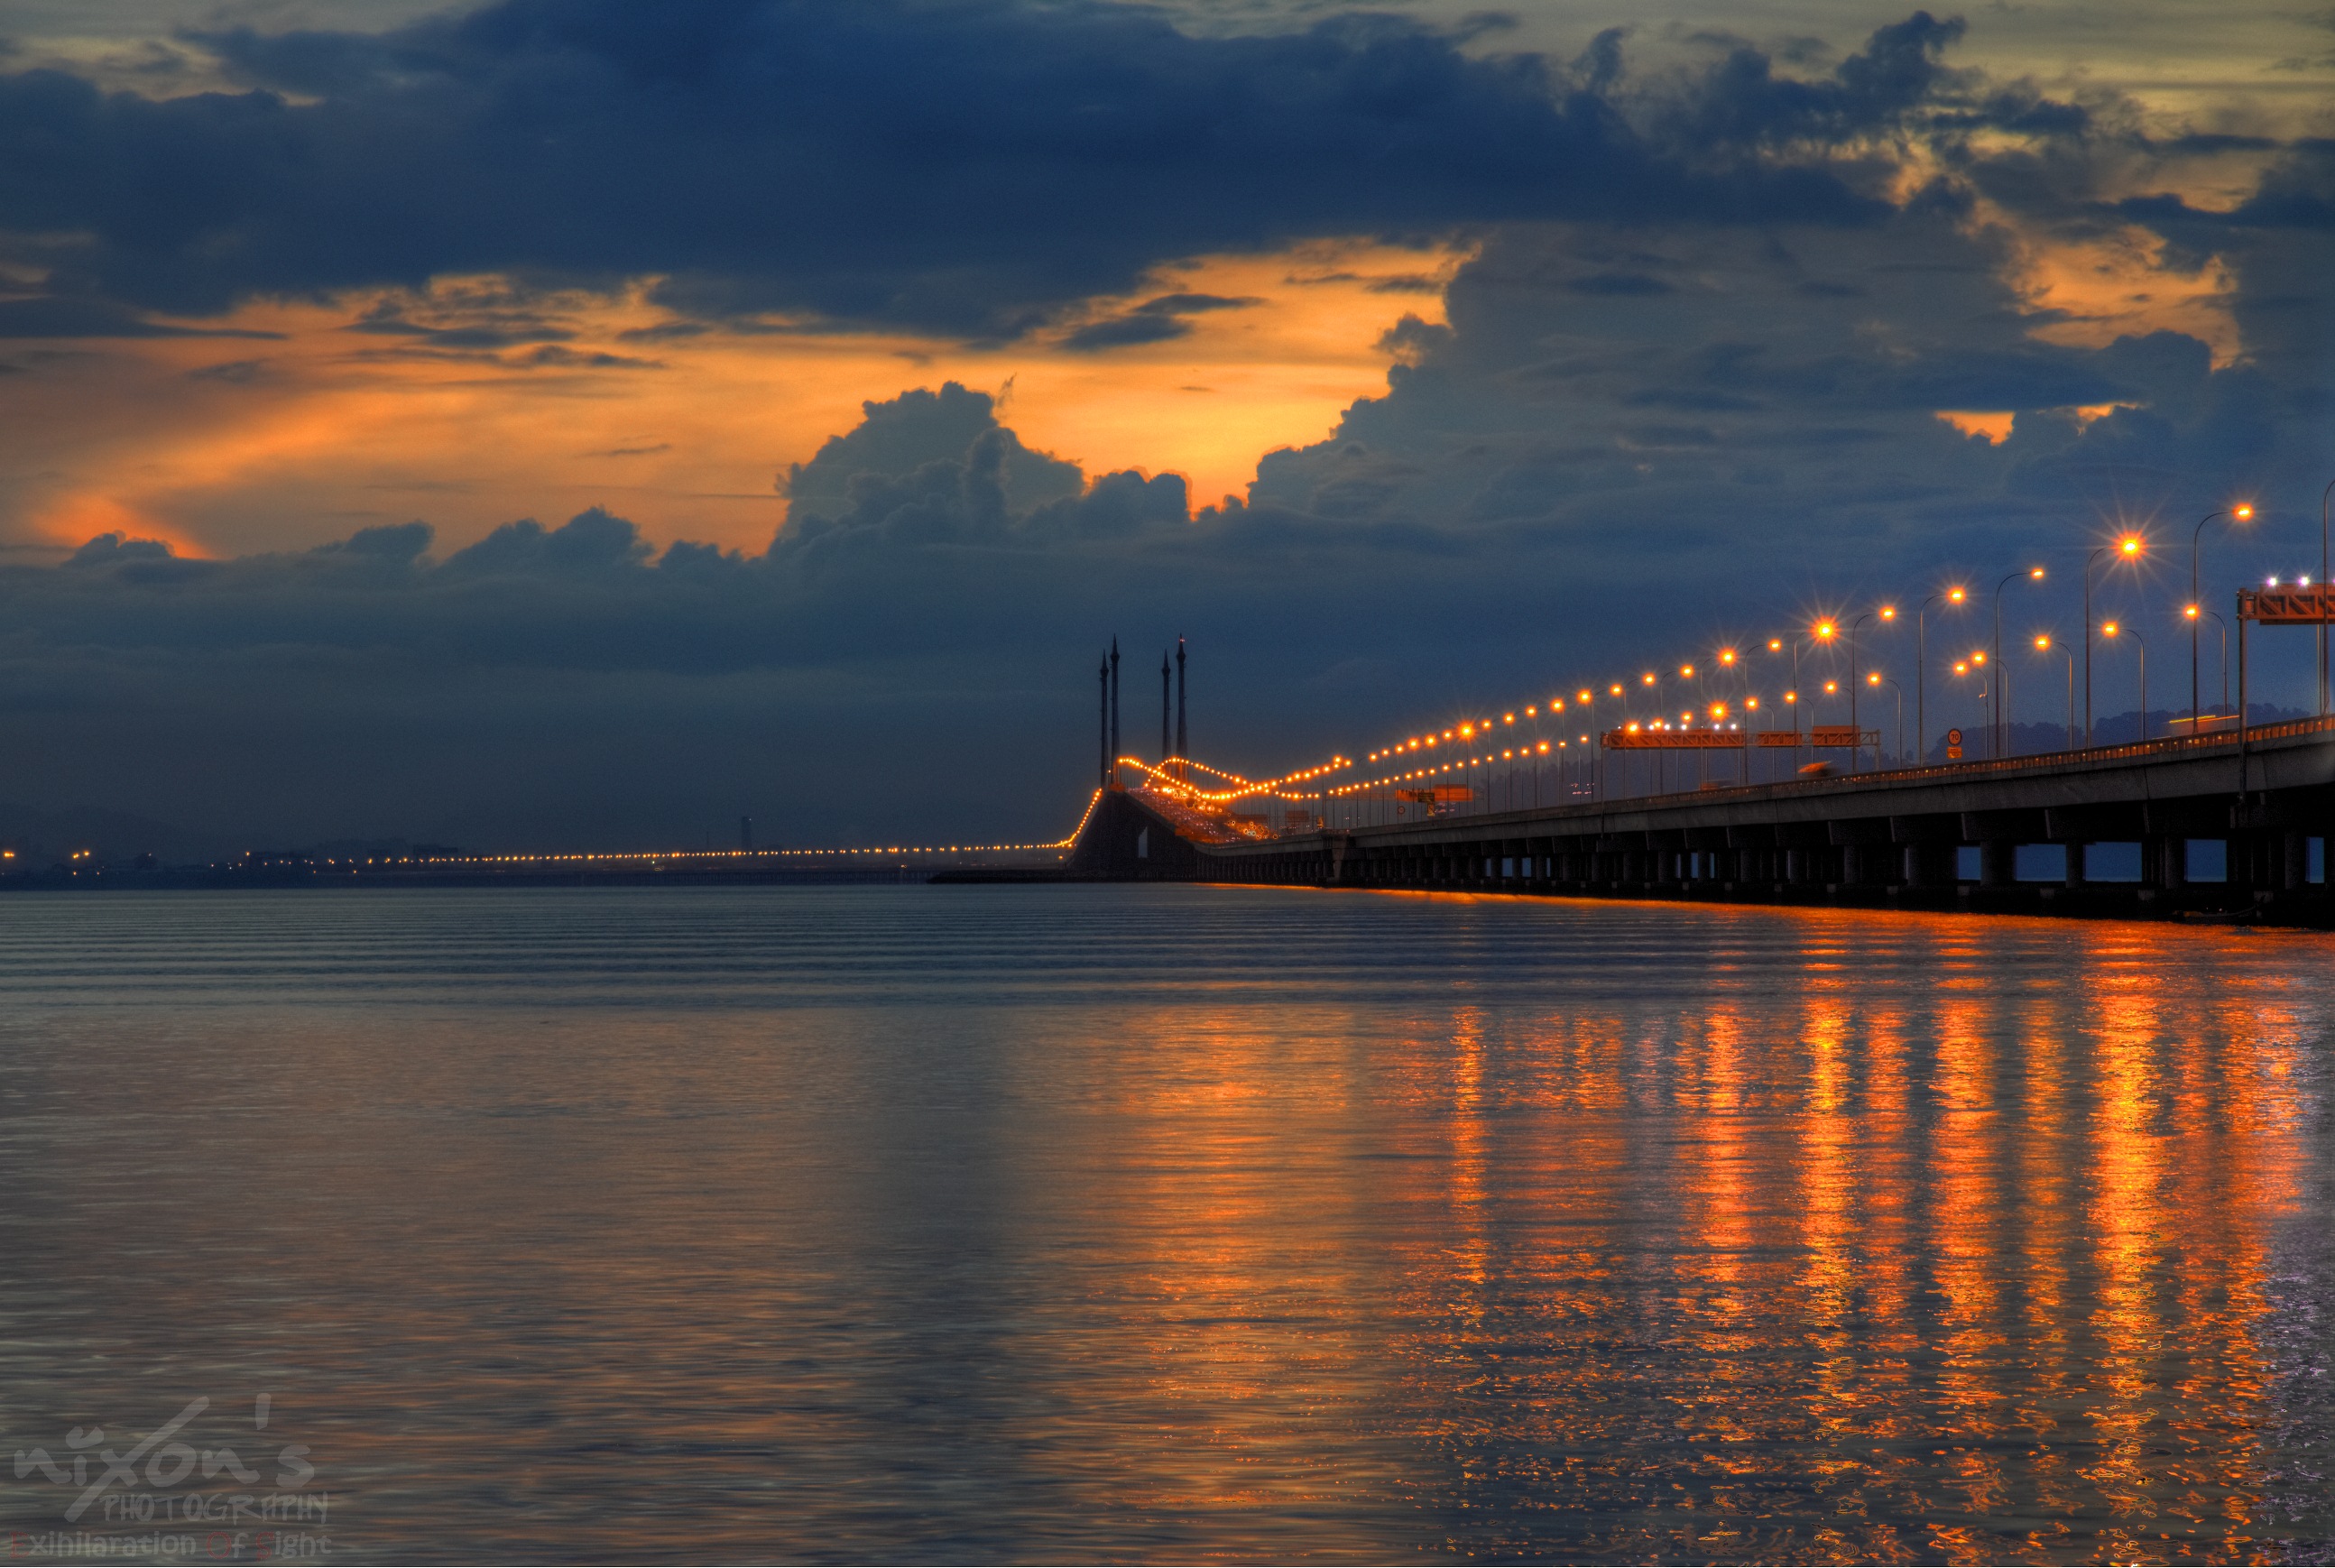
left=1, top=885, right=2330, bottom=1563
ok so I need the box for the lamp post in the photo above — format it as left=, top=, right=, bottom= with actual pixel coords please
left=1846, top=613, right=1874, bottom=772
left=2323, top=478, right=2335, bottom=715
left=2086, top=533, right=2145, bottom=746
left=1952, top=658, right=1987, bottom=754
left=2103, top=621, right=2148, bottom=741
left=1871, top=671, right=1903, bottom=766
left=1812, top=620, right=1839, bottom=773
left=1992, top=567, right=2044, bottom=758
left=1916, top=586, right=1967, bottom=765
left=2191, top=506, right=2254, bottom=733
left=1575, top=689, right=1599, bottom=800
left=2202, top=610, right=2230, bottom=719
left=2035, top=634, right=2075, bottom=750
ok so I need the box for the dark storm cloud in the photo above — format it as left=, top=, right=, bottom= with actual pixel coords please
left=0, top=0, right=1904, bottom=337
left=1242, top=198, right=2323, bottom=601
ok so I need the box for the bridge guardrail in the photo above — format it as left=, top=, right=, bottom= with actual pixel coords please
left=1261, top=713, right=2335, bottom=836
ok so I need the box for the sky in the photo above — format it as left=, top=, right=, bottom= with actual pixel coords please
left=2, top=0, right=2331, bottom=855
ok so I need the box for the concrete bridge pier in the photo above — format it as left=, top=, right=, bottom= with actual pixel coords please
left=2152, top=835, right=2186, bottom=900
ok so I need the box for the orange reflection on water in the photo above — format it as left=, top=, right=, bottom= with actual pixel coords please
left=7, top=890, right=2325, bottom=1563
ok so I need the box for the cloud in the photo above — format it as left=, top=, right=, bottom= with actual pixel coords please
left=0, top=0, right=1893, bottom=339
left=0, top=295, right=278, bottom=339
left=1057, top=292, right=1263, bottom=352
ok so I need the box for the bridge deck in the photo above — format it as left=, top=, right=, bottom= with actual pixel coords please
left=1075, top=717, right=2335, bottom=923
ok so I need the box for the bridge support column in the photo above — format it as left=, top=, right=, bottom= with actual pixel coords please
left=2064, top=842, right=2086, bottom=890
left=1979, top=840, right=2015, bottom=890
left=2146, top=835, right=2185, bottom=899
left=2284, top=829, right=2309, bottom=891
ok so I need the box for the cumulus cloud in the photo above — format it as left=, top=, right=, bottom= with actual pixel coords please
left=0, top=0, right=1888, bottom=338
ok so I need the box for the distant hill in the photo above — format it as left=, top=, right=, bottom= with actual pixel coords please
left=1918, top=704, right=2309, bottom=763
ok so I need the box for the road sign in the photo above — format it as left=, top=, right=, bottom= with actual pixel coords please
left=2238, top=586, right=2335, bottom=624
left=1810, top=725, right=1860, bottom=748
left=1398, top=787, right=1473, bottom=802
left=1946, top=726, right=1963, bottom=760
left=1755, top=730, right=1802, bottom=748
left=1603, top=729, right=1745, bottom=749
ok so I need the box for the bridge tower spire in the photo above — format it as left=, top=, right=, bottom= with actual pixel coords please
left=1109, top=638, right=1121, bottom=787
left=1098, top=652, right=1110, bottom=787
left=1176, top=635, right=1187, bottom=775
left=1161, top=650, right=1172, bottom=763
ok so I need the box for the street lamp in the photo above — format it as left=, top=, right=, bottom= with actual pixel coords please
left=2201, top=611, right=2230, bottom=721
left=2086, top=532, right=2146, bottom=746
left=1847, top=611, right=1879, bottom=772
left=2035, top=633, right=2075, bottom=750
left=1952, top=657, right=1987, bottom=751
left=2102, top=621, right=2148, bottom=741
left=1993, top=567, right=2044, bottom=758
left=1813, top=619, right=1838, bottom=733
left=2322, top=478, right=2335, bottom=715
left=1868, top=669, right=1902, bottom=766
left=1916, top=586, right=1967, bottom=766
left=2190, top=506, right=2253, bottom=733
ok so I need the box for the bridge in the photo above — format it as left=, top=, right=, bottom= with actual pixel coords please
left=1066, top=714, right=2335, bottom=924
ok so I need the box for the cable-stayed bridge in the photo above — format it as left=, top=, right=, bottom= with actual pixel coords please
left=1064, top=587, right=2335, bottom=922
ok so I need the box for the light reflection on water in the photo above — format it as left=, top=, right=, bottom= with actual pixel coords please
left=0, top=884, right=2328, bottom=1563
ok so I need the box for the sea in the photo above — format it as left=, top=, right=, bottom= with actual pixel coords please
left=0, top=883, right=2329, bottom=1563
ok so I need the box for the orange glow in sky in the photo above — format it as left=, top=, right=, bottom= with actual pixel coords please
left=13, top=239, right=1465, bottom=559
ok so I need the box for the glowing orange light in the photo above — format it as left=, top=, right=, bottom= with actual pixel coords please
left=2119, top=535, right=2143, bottom=556
left=1720, top=649, right=1737, bottom=665
left=1767, top=639, right=1783, bottom=651
left=2035, top=634, right=2051, bottom=649
left=1880, top=605, right=1897, bottom=620
left=1949, top=587, right=1967, bottom=604
left=1814, top=621, right=1836, bottom=641
left=2235, top=504, right=2255, bottom=521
